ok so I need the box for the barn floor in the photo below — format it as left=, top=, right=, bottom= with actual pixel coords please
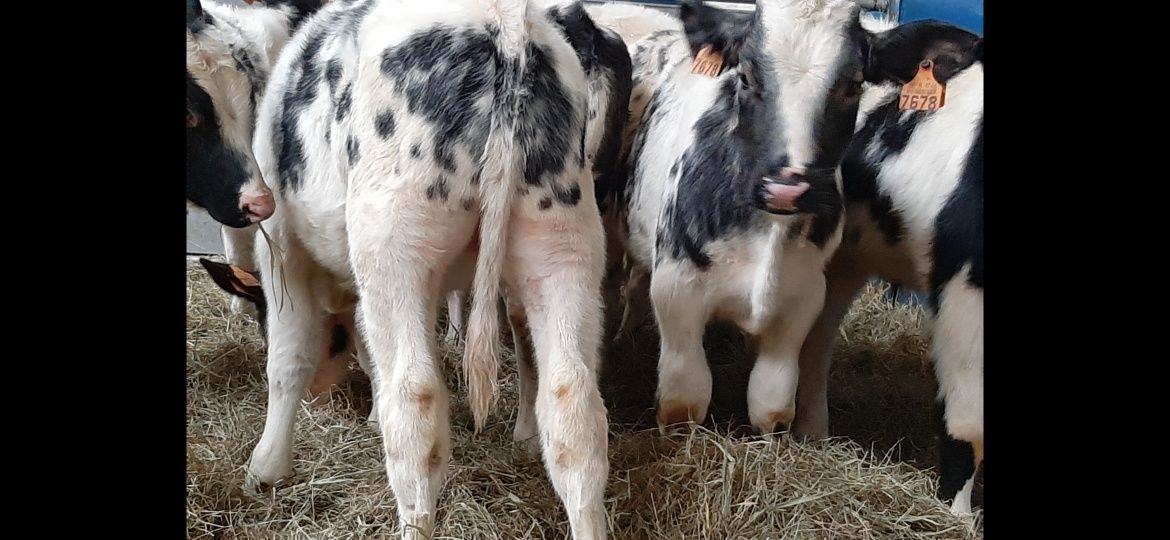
left=187, top=257, right=983, bottom=539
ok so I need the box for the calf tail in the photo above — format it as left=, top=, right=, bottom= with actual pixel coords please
left=463, top=0, right=530, bottom=432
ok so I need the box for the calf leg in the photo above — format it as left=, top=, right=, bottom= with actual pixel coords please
left=246, top=238, right=330, bottom=490
left=442, top=290, right=464, bottom=346
left=614, top=257, right=651, bottom=343
left=651, top=263, right=712, bottom=433
left=506, top=198, right=608, bottom=540
left=222, top=224, right=259, bottom=318
left=747, top=275, right=825, bottom=436
left=305, top=316, right=354, bottom=406
left=349, top=307, right=381, bottom=426
left=792, top=256, right=869, bottom=440
left=507, top=298, right=540, bottom=451
left=349, top=189, right=477, bottom=540
left=931, top=266, right=983, bottom=514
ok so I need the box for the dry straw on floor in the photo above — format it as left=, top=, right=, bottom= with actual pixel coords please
left=187, top=258, right=981, bottom=539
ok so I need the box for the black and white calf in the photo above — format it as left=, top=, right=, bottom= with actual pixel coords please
left=186, top=0, right=325, bottom=315
left=248, top=1, right=614, bottom=537
left=605, top=0, right=981, bottom=439
left=785, top=17, right=984, bottom=515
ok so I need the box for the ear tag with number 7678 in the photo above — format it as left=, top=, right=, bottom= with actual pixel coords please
left=899, top=60, right=946, bottom=111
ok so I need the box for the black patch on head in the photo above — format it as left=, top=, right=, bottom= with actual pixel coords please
left=187, top=73, right=251, bottom=228
left=325, top=58, right=343, bottom=96
left=929, top=117, right=983, bottom=312
left=657, top=67, right=843, bottom=267
left=329, top=323, right=349, bottom=356
left=335, top=82, right=353, bottom=122
left=380, top=26, right=497, bottom=178
left=538, top=197, right=553, bottom=210
left=841, top=98, right=912, bottom=245
left=426, top=176, right=450, bottom=201
left=375, top=110, right=396, bottom=139
left=934, top=400, right=977, bottom=502
left=346, top=135, right=360, bottom=166
left=410, top=143, right=421, bottom=159
left=679, top=0, right=754, bottom=71
left=865, top=19, right=982, bottom=84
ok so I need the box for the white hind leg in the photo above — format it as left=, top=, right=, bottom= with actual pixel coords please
left=348, top=182, right=478, bottom=539
left=506, top=192, right=609, bottom=540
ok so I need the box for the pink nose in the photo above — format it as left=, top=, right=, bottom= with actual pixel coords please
left=240, top=192, right=275, bottom=223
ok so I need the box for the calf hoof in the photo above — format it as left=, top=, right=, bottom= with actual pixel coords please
left=441, top=331, right=459, bottom=349
left=512, top=422, right=537, bottom=444
left=791, top=410, right=830, bottom=441
left=656, top=400, right=707, bottom=435
left=246, top=447, right=295, bottom=495
left=750, top=407, right=795, bottom=441
left=948, top=477, right=975, bottom=516
left=243, top=468, right=295, bottom=496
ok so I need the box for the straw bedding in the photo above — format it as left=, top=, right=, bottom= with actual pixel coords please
left=187, top=257, right=981, bottom=539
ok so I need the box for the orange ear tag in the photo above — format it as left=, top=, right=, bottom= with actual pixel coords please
left=228, top=265, right=261, bottom=288
left=899, top=60, right=946, bottom=111
left=691, top=44, right=725, bottom=77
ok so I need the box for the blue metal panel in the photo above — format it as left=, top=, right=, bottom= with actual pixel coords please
left=894, top=0, right=983, bottom=35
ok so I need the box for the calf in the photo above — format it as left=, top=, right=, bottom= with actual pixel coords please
left=610, top=0, right=980, bottom=440
left=248, top=1, right=612, bottom=537
left=186, top=0, right=326, bottom=316
left=784, top=17, right=984, bottom=515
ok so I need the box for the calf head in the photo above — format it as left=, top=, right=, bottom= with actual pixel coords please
left=186, top=0, right=275, bottom=227
left=677, top=1, right=981, bottom=215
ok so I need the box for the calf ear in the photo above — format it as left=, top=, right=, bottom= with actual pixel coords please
left=680, top=0, right=753, bottom=71
left=197, top=258, right=266, bottom=307
left=864, top=20, right=982, bottom=84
